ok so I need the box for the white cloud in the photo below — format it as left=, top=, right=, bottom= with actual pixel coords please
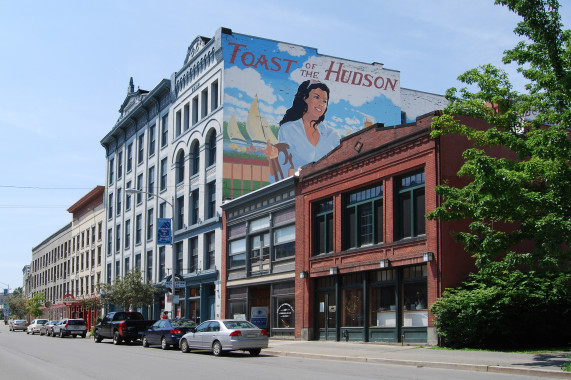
left=225, top=66, right=277, bottom=104
left=278, top=42, right=306, bottom=57
left=345, top=116, right=360, bottom=126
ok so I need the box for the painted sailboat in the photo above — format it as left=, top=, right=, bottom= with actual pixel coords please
left=227, top=113, right=246, bottom=142
left=246, top=97, right=278, bottom=145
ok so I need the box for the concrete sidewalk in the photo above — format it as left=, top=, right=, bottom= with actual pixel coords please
left=266, top=339, right=571, bottom=378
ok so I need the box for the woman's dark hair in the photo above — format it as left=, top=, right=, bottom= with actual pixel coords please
left=279, top=80, right=330, bottom=126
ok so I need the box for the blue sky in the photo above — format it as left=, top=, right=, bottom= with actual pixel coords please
left=0, top=0, right=569, bottom=292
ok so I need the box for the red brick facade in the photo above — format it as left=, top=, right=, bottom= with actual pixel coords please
left=294, top=113, right=485, bottom=342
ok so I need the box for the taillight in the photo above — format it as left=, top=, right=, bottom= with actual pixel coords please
left=260, top=329, right=268, bottom=336
left=170, top=329, right=181, bottom=335
left=65, top=323, right=68, bottom=329
left=229, top=330, right=242, bottom=337
left=119, top=321, right=125, bottom=335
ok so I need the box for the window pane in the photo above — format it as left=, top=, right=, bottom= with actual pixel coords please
left=250, top=216, right=270, bottom=232
left=274, top=225, right=295, bottom=244
left=229, top=238, right=246, bottom=254
left=414, top=188, right=426, bottom=235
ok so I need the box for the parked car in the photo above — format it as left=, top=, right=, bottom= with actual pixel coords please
left=53, top=319, right=87, bottom=338
left=179, top=319, right=268, bottom=356
left=10, top=320, right=29, bottom=332
left=142, top=319, right=197, bottom=350
left=93, top=311, right=156, bottom=345
left=27, top=319, right=49, bottom=335
left=40, top=320, right=59, bottom=336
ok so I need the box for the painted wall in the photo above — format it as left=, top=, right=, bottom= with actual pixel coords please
left=221, top=32, right=405, bottom=198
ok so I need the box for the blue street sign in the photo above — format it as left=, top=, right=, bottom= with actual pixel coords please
left=157, top=218, right=172, bottom=245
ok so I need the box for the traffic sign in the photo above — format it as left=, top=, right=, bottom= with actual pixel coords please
left=175, top=281, right=186, bottom=288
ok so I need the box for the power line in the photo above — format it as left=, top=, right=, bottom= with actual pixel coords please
left=0, top=185, right=93, bottom=190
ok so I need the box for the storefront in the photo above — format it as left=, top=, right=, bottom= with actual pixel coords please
left=313, top=264, right=428, bottom=343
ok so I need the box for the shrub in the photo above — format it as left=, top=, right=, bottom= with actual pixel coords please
left=431, top=270, right=571, bottom=349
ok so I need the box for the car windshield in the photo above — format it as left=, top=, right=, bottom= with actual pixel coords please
left=68, top=320, right=85, bottom=325
left=171, top=320, right=196, bottom=328
left=124, top=313, right=143, bottom=321
left=223, top=321, right=257, bottom=329
left=38, top=320, right=48, bottom=324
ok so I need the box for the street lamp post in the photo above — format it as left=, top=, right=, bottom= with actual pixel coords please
left=125, top=188, right=175, bottom=319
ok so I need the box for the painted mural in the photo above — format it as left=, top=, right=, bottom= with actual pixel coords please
left=221, top=32, right=403, bottom=198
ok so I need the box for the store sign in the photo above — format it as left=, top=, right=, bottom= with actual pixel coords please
left=250, top=307, right=268, bottom=329
left=277, top=303, right=294, bottom=328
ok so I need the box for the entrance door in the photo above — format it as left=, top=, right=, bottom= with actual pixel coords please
left=316, top=292, right=336, bottom=340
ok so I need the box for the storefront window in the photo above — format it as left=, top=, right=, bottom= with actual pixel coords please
left=403, top=264, right=428, bottom=327
left=187, top=286, right=201, bottom=324
left=341, top=273, right=364, bottom=327
left=275, top=298, right=295, bottom=328
left=369, top=269, right=396, bottom=327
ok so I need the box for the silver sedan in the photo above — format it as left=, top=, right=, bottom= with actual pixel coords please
left=179, top=319, right=268, bottom=356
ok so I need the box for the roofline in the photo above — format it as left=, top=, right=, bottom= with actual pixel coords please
left=220, top=176, right=296, bottom=211
left=67, top=185, right=105, bottom=213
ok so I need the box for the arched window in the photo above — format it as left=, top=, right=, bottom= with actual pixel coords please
left=190, top=140, right=200, bottom=176
left=207, top=130, right=216, bottom=167
left=176, top=150, right=185, bottom=184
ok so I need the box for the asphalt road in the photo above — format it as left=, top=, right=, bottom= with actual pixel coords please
left=0, top=326, right=540, bottom=380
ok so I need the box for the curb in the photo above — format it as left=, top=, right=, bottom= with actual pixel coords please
left=264, top=349, right=571, bottom=379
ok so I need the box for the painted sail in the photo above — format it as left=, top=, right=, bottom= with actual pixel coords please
left=227, top=113, right=246, bottom=142
left=246, top=97, right=277, bottom=144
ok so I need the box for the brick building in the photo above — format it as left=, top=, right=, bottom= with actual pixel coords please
left=294, top=112, right=492, bottom=344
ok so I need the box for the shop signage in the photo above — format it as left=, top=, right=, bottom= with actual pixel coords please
left=250, top=307, right=268, bottom=329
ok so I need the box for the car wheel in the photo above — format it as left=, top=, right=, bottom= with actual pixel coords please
left=72, top=335, right=77, bottom=338
left=212, top=341, right=224, bottom=356
left=26, top=330, right=30, bottom=335
left=112, top=331, right=122, bottom=345
left=82, top=333, right=87, bottom=338
left=249, top=348, right=262, bottom=356
left=94, top=330, right=103, bottom=343
left=180, top=339, right=190, bottom=353
left=59, top=331, right=64, bottom=338
left=142, top=336, right=149, bottom=347
left=161, top=337, right=169, bottom=350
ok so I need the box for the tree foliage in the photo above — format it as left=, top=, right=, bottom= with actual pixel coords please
left=25, top=292, right=47, bottom=319
left=6, top=287, right=27, bottom=319
left=431, top=270, right=571, bottom=349
left=100, top=270, right=158, bottom=311
left=428, top=0, right=571, bottom=272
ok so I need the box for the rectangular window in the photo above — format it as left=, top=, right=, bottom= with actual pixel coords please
left=159, top=247, right=165, bottom=281
left=98, top=222, right=102, bottom=240
left=124, top=257, right=130, bottom=274
left=175, top=242, right=183, bottom=275
left=148, top=125, right=156, bottom=157
left=161, top=114, right=168, bottom=147
left=211, top=81, right=219, bottom=111
left=191, top=189, right=199, bottom=225
left=192, top=96, right=198, bottom=125
left=115, top=225, right=121, bottom=252
left=146, top=250, right=153, bottom=282
left=147, top=208, right=154, bottom=241
left=117, top=151, right=123, bottom=179
left=189, top=237, right=198, bottom=272
left=160, top=158, right=167, bottom=191
left=176, top=196, right=184, bottom=230
left=124, top=219, right=131, bottom=249
left=175, top=110, right=182, bottom=137
left=148, top=166, right=155, bottom=197
left=97, top=246, right=101, bottom=265
left=314, top=199, right=333, bottom=255
left=201, top=88, right=208, bottom=118
left=207, top=181, right=216, bottom=219
left=125, top=181, right=132, bottom=210
left=109, top=158, right=114, bottom=185
left=126, top=143, right=133, bottom=172
left=137, top=174, right=143, bottom=204
left=115, top=260, right=120, bottom=280
left=396, top=172, right=425, bottom=239
left=344, top=184, right=383, bottom=249
left=108, top=193, right=113, bottom=219
left=138, top=134, right=145, bottom=164
left=107, top=263, right=112, bottom=284
left=116, top=188, right=122, bottom=216
left=250, top=233, right=269, bottom=274
left=159, top=202, right=166, bottom=219
left=184, top=103, right=190, bottom=131
left=135, top=254, right=141, bottom=272
left=228, top=238, right=246, bottom=268
left=135, top=214, right=142, bottom=245
left=206, top=231, right=215, bottom=270
left=274, top=225, right=295, bottom=260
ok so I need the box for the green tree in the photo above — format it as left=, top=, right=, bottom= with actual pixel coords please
left=100, top=270, right=157, bottom=311
left=428, top=0, right=571, bottom=272
left=6, top=287, right=27, bottom=319
left=26, top=292, right=47, bottom=319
